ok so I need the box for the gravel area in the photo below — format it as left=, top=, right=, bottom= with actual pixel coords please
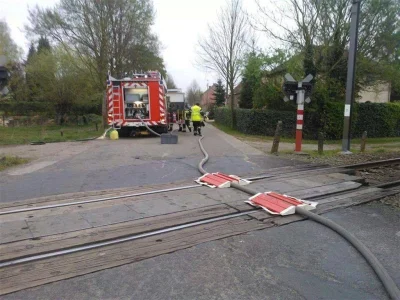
left=280, top=151, right=400, bottom=167
left=280, top=151, right=400, bottom=184
left=376, top=194, right=400, bottom=209
left=280, top=151, right=400, bottom=208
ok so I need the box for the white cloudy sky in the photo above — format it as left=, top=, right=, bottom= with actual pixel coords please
left=0, top=0, right=269, bottom=91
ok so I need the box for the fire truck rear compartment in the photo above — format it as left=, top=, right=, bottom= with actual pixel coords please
left=124, top=87, right=149, bottom=119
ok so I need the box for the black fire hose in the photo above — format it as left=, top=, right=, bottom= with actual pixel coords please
left=198, top=136, right=209, bottom=175
left=296, top=207, right=400, bottom=300
left=197, top=137, right=400, bottom=299
left=137, top=116, right=161, bottom=137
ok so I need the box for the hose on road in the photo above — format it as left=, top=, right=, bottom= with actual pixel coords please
left=296, top=207, right=400, bottom=300
left=137, top=116, right=161, bottom=137
left=197, top=136, right=400, bottom=300
left=197, top=136, right=209, bottom=175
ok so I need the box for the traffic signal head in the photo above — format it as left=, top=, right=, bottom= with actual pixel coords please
left=283, top=81, right=298, bottom=96
left=283, top=73, right=299, bottom=100
left=282, top=73, right=314, bottom=103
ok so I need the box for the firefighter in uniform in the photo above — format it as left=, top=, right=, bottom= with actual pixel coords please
left=184, top=107, right=192, bottom=132
left=191, top=103, right=203, bottom=136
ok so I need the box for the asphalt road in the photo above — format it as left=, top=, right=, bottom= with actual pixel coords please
left=0, top=124, right=302, bottom=203
left=1, top=124, right=399, bottom=299
left=2, top=203, right=399, bottom=300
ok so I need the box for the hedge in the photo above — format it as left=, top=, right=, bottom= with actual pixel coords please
left=0, top=101, right=101, bottom=116
left=354, top=102, right=400, bottom=137
left=0, top=102, right=51, bottom=116
left=215, top=102, right=400, bottom=139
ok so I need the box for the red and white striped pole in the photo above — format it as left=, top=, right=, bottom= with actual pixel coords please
left=295, top=89, right=305, bottom=152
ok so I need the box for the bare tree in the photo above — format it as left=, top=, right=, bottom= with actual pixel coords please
left=186, top=80, right=202, bottom=106
left=253, top=0, right=400, bottom=87
left=26, top=0, right=165, bottom=91
left=197, top=0, right=249, bottom=118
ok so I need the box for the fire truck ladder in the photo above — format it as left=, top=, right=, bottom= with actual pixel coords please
left=112, top=85, right=122, bottom=129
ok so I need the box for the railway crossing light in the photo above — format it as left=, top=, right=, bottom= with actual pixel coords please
left=282, top=73, right=314, bottom=152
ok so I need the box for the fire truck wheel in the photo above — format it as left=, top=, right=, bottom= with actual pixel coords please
left=118, top=127, right=130, bottom=138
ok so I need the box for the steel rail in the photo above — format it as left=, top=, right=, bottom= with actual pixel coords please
left=0, top=210, right=255, bottom=268
left=375, top=180, right=400, bottom=189
left=1, top=157, right=398, bottom=216
left=0, top=174, right=276, bottom=216
left=2, top=179, right=399, bottom=269
left=342, top=157, right=400, bottom=169
left=0, top=185, right=200, bottom=216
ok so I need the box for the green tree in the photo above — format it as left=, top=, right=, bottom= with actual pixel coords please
left=27, top=0, right=165, bottom=91
left=239, top=52, right=263, bottom=109
left=8, top=62, right=28, bottom=102
left=27, top=43, right=36, bottom=63
left=26, top=43, right=37, bottom=101
left=255, top=0, right=400, bottom=98
left=213, top=79, right=225, bottom=106
left=26, top=46, right=97, bottom=123
left=37, top=36, right=51, bottom=54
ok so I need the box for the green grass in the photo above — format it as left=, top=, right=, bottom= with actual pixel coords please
left=350, top=137, right=400, bottom=144
left=0, top=156, right=30, bottom=171
left=212, top=123, right=300, bottom=143
left=212, top=122, right=400, bottom=145
left=0, top=125, right=101, bottom=145
left=373, top=148, right=386, bottom=153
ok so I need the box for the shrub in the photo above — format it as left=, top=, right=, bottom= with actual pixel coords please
left=214, top=107, right=233, bottom=128
left=215, top=102, right=399, bottom=139
left=235, top=108, right=296, bottom=137
left=0, top=101, right=52, bottom=116
left=354, top=102, right=400, bottom=137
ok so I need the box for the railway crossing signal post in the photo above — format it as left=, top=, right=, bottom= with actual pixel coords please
left=283, top=73, right=313, bottom=152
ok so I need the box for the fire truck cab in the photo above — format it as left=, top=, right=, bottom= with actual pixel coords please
left=106, top=71, right=168, bottom=136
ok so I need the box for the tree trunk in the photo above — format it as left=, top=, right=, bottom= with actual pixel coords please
left=230, top=82, right=235, bottom=128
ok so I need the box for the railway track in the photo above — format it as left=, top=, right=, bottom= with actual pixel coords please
left=1, top=159, right=399, bottom=265
left=1, top=157, right=399, bottom=216
left=0, top=153, right=399, bottom=297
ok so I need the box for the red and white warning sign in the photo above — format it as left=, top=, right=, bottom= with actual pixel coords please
left=246, top=192, right=317, bottom=216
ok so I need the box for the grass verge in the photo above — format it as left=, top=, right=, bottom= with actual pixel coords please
left=0, top=156, right=30, bottom=171
left=0, top=125, right=100, bottom=145
left=212, top=122, right=400, bottom=146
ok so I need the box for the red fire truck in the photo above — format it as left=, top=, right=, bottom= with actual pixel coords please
left=106, top=71, right=169, bottom=136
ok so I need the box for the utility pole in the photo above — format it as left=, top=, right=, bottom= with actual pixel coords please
left=341, top=0, right=361, bottom=153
